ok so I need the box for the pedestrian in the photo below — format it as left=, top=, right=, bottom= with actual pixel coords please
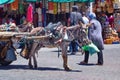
left=82, top=12, right=89, bottom=40
left=80, top=13, right=104, bottom=65
left=82, top=12, right=89, bottom=24
left=69, top=5, right=84, bottom=55
left=33, top=12, right=38, bottom=28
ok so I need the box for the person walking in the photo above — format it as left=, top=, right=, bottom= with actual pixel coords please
left=80, top=13, right=104, bottom=65
left=69, top=5, right=84, bottom=55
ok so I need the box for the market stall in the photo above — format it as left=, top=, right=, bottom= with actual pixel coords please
left=114, top=9, right=120, bottom=38
left=47, top=0, right=95, bottom=26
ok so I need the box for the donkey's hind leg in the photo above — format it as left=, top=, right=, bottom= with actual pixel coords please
left=28, top=57, right=33, bottom=69
left=29, top=42, right=39, bottom=68
left=33, top=54, right=37, bottom=68
left=61, top=44, right=71, bottom=71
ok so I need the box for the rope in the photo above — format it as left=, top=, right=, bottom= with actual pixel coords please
left=58, top=47, right=60, bottom=58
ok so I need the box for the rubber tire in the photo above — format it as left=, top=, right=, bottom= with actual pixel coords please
left=0, top=60, right=12, bottom=66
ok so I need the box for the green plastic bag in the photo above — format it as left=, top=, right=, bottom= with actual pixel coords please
left=82, top=44, right=89, bottom=51
left=88, top=43, right=100, bottom=55
left=82, top=43, right=100, bottom=55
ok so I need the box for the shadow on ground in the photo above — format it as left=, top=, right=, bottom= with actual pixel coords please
left=0, top=65, right=82, bottom=72
left=77, top=63, right=96, bottom=66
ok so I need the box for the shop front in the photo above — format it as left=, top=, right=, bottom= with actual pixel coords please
left=0, top=0, right=95, bottom=27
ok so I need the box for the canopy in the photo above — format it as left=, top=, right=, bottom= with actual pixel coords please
left=25, top=0, right=41, bottom=2
left=77, top=0, right=94, bottom=2
left=0, top=0, right=15, bottom=5
left=48, top=0, right=77, bottom=3
left=48, top=0, right=94, bottom=2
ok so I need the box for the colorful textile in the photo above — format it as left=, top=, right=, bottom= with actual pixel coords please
left=11, top=0, right=19, bottom=10
left=19, top=3, right=25, bottom=14
left=27, top=4, right=33, bottom=23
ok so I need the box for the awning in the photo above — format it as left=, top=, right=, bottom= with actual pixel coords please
left=48, top=0, right=94, bottom=2
left=0, top=0, right=15, bottom=5
left=25, top=0, right=41, bottom=2
left=76, top=0, right=95, bottom=2
left=48, top=0, right=77, bottom=3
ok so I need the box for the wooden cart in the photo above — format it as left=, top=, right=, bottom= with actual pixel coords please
left=0, top=32, right=30, bottom=66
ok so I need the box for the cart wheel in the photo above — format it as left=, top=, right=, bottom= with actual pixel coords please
left=0, top=60, right=12, bottom=66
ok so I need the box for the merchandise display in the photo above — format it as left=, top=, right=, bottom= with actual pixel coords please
left=104, top=26, right=120, bottom=44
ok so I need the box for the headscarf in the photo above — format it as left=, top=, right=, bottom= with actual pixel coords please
left=89, top=13, right=96, bottom=20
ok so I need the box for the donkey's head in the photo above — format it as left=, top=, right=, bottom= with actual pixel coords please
left=66, top=24, right=89, bottom=46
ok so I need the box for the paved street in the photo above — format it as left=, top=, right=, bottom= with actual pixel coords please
left=0, top=44, right=120, bottom=80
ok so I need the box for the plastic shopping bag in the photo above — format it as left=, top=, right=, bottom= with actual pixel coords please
left=88, top=43, right=100, bottom=55
left=82, top=43, right=100, bottom=55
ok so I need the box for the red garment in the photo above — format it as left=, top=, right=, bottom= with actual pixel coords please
left=106, top=0, right=110, bottom=2
left=67, top=18, right=70, bottom=26
left=109, top=15, right=114, bottom=28
left=40, top=2, right=42, bottom=8
left=0, top=18, right=2, bottom=25
left=27, top=4, right=33, bottom=23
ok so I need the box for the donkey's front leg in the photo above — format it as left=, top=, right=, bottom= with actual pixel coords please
left=33, top=54, right=37, bottom=68
left=29, top=43, right=39, bottom=68
left=61, top=45, right=71, bottom=71
left=28, top=57, right=33, bottom=68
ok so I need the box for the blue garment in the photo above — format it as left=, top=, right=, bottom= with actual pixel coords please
left=70, top=12, right=84, bottom=25
left=69, top=40, right=79, bottom=53
left=69, top=11, right=83, bottom=53
left=88, top=13, right=96, bottom=20
left=82, top=15, right=104, bottom=64
left=88, top=19, right=104, bottom=50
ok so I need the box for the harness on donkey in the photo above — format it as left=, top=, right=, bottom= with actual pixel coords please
left=38, top=22, right=63, bottom=39
left=19, top=22, right=65, bottom=59
left=19, top=21, right=90, bottom=58
left=17, top=20, right=97, bottom=71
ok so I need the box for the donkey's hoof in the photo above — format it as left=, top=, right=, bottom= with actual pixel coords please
left=64, top=66, right=72, bottom=71
left=34, top=65, right=38, bottom=68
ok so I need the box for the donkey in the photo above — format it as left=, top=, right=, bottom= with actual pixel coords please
left=20, top=22, right=88, bottom=71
